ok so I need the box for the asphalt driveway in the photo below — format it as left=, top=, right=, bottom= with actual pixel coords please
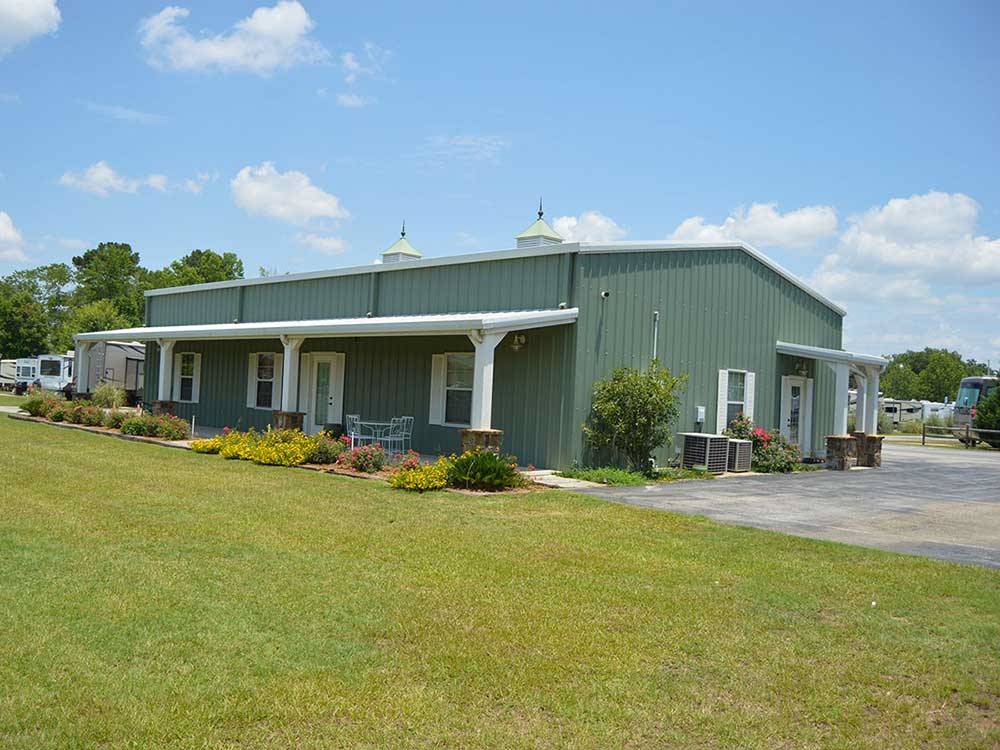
left=579, top=443, right=1000, bottom=568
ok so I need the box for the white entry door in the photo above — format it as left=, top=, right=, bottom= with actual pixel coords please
left=305, top=353, right=346, bottom=435
left=780, top=375, right=813, bottom=454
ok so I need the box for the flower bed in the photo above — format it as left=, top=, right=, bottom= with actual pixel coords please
left=20, top=392, right=190, bottom=440
left=724, top=414, right=801, bottom=473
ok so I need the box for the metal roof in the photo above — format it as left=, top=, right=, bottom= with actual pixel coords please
left=776, top=340, right=887, bottom=368
left=514, top=217, right=563, bottom=241
left=75, top=308, right=579, bottom=343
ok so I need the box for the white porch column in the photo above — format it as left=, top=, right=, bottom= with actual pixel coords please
left=832, top=361, right=850, bottom=435
left=74, top=341, right=92, bottom=394
left=157, top=339, right=176, bottom=401
left=854, top=373, right=867, bottom=433
left=467, top=331, right=507, bottom=429
left=865, top=366, right=881, bottom=436
left=279, top=335, right=304, bottom=412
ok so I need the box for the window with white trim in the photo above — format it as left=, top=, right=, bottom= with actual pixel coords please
left=726, top=370, right=745, bottom=425
left=173, top=352, right=201, bottom=403
left=429, top=352, right=474, bottom=426
left=39, top=359, right=61, bottom=377
left=246, top=352, right=283, bottom=411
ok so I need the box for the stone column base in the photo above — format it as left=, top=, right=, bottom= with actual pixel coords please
left=853, top=433, right=884, bottom=467
left=825, top=435, right=857, bottom=470
left=151, top=400, right=176, bottom=416
left=460, top=428, right=504, bottom=454
left=272, top=411, right=305, bottom=431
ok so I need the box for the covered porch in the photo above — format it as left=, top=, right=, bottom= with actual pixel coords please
left=75, top=309, right=578, bottom=462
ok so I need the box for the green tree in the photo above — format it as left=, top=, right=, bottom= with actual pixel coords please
left=880, top=362, right=920, bottom=400
left=52, top=300, right=130, bottom=352
left=584, top=360, right=688, bottom=474
left=71, top=242, right=146, bottom=325
left=147, top=249, right=244, bottom=289
left=973, top=386, right=1000, bottom=449
left=915, top=350, right=968, bottom=401
left=2, top=263, right=73, bottom=349
left=880, top=347, right=986, bottom=401
left=0, top=285, right=50, bottom=358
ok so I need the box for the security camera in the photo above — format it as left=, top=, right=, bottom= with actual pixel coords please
left=600, top=291, right=611, bottom=299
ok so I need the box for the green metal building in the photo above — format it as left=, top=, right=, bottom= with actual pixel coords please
left=76, top=213, right=888, bottom=468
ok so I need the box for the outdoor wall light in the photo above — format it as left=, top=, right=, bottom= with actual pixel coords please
left=510, top=334, right=527, bottom=351
left=600, top=291, right=611, bottom=299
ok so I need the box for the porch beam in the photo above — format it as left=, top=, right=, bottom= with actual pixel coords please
left=864, top=366, right=881, bottom=436
left=855, top=374, right=867, bottom=433
left=467, top=330, right=507, bottom=429
left=74, top=341, right=93, bottom=394
left=832, top=362, right=850, bottom=435
left=156, top=339, right=176, bottom=401
left=279, top=335, right=305, bottom=412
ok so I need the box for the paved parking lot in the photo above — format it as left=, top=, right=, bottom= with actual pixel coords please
left=580, top=443, right=1000, bottom=568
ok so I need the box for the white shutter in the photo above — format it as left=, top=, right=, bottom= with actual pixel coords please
left=172, top=353, right=182, bottom=402
left=191, top=353, right=202, bottom=404
left=802, top=378, right=814, bottom=456
left=273, top=352, right=284, bottom=412
left=331, top=353, right=346, bottom=424
left=246, top=353, right=257, bottom=408
left=716, top=369, right=729, bottom=434
left=429, top=354, right=447, bottom=425
left=744, top=371, right=755, bottom=421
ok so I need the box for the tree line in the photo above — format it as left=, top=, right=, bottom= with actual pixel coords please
left=879, top=348, right=995, bottom=403
left=0, top=243, right=244, bottom=358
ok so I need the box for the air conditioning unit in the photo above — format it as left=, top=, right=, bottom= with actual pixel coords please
left=679, top=433, right=729, bottom=474
left=728, top=439, right=752, bottom=472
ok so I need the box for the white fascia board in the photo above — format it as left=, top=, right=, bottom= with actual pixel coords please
left=776, top=340, right=888, bottom=368
left=579, top=241, right=847, bottom=317
left=144, top=244, right=579, bottom=297
left=74, top=309, right=579, bottom=343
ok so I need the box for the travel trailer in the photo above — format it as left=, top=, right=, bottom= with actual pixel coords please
left=84, top=341, right=146, bottom=401
left=0, top=359, right=15, bottom=390
left=14, top=353, right=73, bottom=391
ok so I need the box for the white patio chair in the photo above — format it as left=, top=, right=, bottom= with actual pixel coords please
left=398, top=416, right=414, bottom=453
left=346, top=414, right=372, bottom=448
left=381, top=418, right=405, bottom=457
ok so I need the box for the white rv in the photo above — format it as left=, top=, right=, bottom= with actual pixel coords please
left=15, top=354, right=73, bottom=391
left=86, top=341, right=146, bottom=398
left=0, top=359, right=16, bottom=390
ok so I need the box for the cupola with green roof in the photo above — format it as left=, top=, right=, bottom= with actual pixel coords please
left=515, top=199, right=564, bottom=248
left=381, top=222, right=423, bottom=263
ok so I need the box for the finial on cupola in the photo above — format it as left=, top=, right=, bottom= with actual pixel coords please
left=400, top=220, right=406, bottom=238
left=538, top=197, right=544, bottom=220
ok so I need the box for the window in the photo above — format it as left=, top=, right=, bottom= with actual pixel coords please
left=17, top=365, right=35, bottom=379
left=429, top=352, right=474, bottom=426
left=444, top=353, right=474, bottom=425
left=726, top=370, right=745, bottom=425
left=172, top=352, right=201, bottom=403
left=40, top=360, right=61, bottom=376
left=246, top=352, right=283, bottom=411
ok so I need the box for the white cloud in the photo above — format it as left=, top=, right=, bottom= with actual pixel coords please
left=296, top=233, right=347, bottom=255
left=58, top=161, right=169, bottom=197
left=231, top=162, right=348, bottom=224
left=423, top=135, right=507, bottom=163
left=553, top=211, right=627, bottom=243
left=85, top=101, right=165, bottom=125
left=0, top=211, right=29, bottom=262
left=336, top=92, right=371, bottom=109
left=183, top=171, right=218, bottom=194
left=139, top=1, right=328, bottom=75
left=341, top=42, right=389, bottom=85
left=670, top=202, right=838, bottom=249
left=0, top=0, right=60, bottom=58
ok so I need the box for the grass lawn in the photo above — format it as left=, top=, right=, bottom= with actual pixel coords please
left=0, top=393, right=26, bottom=407
left=1, top=416, right=998, bottom=749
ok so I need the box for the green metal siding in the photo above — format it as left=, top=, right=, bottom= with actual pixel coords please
left=569, top=250, right=842, bottom=463
left=146, top=287, right=240, bottom=326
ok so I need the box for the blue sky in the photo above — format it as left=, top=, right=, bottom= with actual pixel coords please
left=1, top=1, right=999, bottom=361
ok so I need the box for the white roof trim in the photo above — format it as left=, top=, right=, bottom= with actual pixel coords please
left=143, top=240, right=843, bottom=316
left=776, top=340, right=887, bottom=368
left=74, top=309, right=579, bottom=343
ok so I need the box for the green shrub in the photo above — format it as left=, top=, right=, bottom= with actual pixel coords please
left=556, top=466, right=648, bottom=485
left=91, top=382, right=126, bottom=409
left=48, top=404, right=67, bottom=422
left=120, top=415, right=152, bottom=436
left=22, top=392, right=60, bottom=417
left=246, top=429, right=317, bottom=466
left=64, top=401, right=88, bottom=424
left=120, top=413, right=190, bottom=440
left=305, top=435, right=345, bottom=464
left=191, top=435, right=224, bottom=454
left=877, top=411, right=894, bottom=435
left=103, top=410, right=129, bottom=429
left=447, top=449, right=525, bottom=491
left=79, top=404, right=105, bottom=427
left=655, top=466, right=714, bottom=482
left=725, top=415, right=800, bottom=473
left=898, top=419, right=924, bottom=435
left=584, top=360, right=687, bottom=474
left=337, top=444, right=386, bottom=473
left=389, top=458, right=450, bottom=492
left=220, top=429, right=259, bottom=460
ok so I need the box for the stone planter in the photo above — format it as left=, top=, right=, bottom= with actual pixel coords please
left=852, top=432, right=884, bottom=468
left=272, top=411, right=305, bottom=431
left=825, top=435, right=857, bottom=470
left=460, top=428, right=504, bottom=454
left=151, top=400, right=176, bottom=416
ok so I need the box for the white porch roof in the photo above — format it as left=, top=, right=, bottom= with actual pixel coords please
left=776, top=340, right=887, bottom=369
left=74, top=308, right=579, bottom=343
